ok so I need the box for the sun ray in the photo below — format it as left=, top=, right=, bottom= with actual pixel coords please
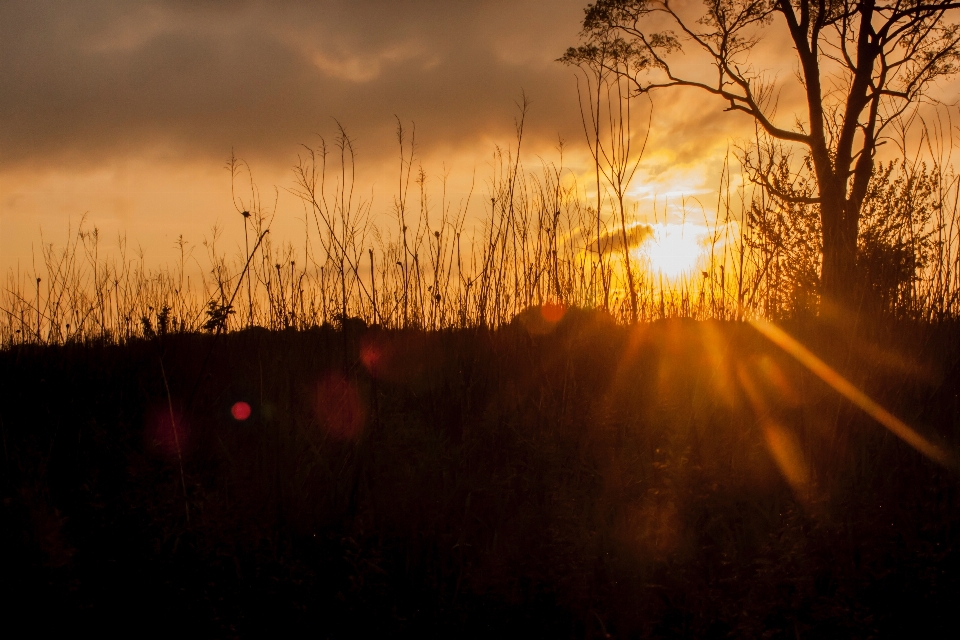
left=751, top=319, right=954, bottom=468
left=737, top=362, right=813, bottom=502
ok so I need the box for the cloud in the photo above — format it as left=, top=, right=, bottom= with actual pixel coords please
left=0, top=0, right=815, bottom=272
left=0, top=0, right=593, bottom=170
left=308, top=42, right=427, bottom=83
left=588, top=222, right=655, bottom=255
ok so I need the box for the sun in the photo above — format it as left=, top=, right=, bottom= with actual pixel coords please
left=636, top=223, right=704, bottom=279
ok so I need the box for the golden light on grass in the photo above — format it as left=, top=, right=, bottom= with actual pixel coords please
left=698, top=321, right=737, bottom=408
left=737, top=362, right=813, bottom=502
left=636, top=223, right=704, bottom=280
left=751, top=319, right=954, bottom=468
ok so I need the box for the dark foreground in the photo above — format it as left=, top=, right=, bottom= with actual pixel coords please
left=2, top=312, right=960, bottom=637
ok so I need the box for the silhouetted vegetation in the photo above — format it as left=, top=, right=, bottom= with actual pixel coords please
left=4, top=110, right=960, bottom=344
left=2, top=315, right=959, bottom=635
left=564, top=0, right=960, bottom=304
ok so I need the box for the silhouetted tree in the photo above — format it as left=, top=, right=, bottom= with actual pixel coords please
left=564, top=0, right=960, bottom=304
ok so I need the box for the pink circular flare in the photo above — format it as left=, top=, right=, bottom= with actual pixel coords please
left=231, top=401, right=252, bottom=421
left=360, top=342, right=383, bottom=374
left=314, top=374, right=366, bottom=440
left=540, top=303, right=567, bottom=324
left=144, top=406, right=190, bottom=460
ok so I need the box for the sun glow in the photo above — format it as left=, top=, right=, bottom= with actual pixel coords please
left=637, top=223, right=704, bottom=279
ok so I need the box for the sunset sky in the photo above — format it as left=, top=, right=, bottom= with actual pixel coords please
left=2, top=1, right=794, bottom=273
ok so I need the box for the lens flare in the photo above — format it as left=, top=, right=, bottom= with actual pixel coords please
left=699, top=321, right=737, bottom=408
left=751, top=319, right=953, bottom=467
left=231, top=401, right=251, bottom=421
left=540, top=303, right=566, bottom=324
left=361, top=332, right=395, bottom=378
left=314, top=373, right=366, bottom=440
left=515, top=303, right=568, bottom=335
left=738, top=363, right=812, bottom=501
left=145, top=406, right=189, bottom=460
left=360, top=342, right=383, bottom=374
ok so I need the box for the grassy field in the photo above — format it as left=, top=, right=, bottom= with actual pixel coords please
left=2, top=311, right=959, bottom=636
left=3, top=115, right=957, bottom=637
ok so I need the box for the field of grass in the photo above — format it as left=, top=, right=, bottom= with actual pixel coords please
left=3, top=105, right=960, bottom=636
left=6, top=114, right=960, bottom=347
left=2, top=311, right=959, bottom=636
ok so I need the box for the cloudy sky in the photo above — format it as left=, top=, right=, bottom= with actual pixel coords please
left=1, top=0, right=759, bottom=272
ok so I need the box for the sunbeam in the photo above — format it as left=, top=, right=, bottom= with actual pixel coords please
left=737, top=362, right=813, bottom=503
left=751, top=319, right=954, bottom=468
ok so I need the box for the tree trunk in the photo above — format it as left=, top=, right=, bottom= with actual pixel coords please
left=819, top=192, right=860, bottom=305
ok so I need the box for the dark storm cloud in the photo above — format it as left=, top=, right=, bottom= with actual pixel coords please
left=0, top=0, right=589, bottom=169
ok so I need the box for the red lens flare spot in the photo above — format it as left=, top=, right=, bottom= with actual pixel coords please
left=360, top=332, right=400, bottom=379
left=231, top=401, right=252, bottom=421
left=515, top=304, right=567, bottom=335
left=360, top=342, right=383, bottom=375
left=144, top=406, right=189, bottom=460
left=540, top=303, right=567, bottom=324
left=360, top=331, right=432, bottom=385
left=314, top=373, right=366, bottom=440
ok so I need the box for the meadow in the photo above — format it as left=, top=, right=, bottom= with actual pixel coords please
left=3, top=115, right=960, bottom=636
left=2, top=313, right=959, bottom=636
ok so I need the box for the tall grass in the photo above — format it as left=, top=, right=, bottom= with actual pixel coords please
left=4, top=107, right=960, bottom=346
left=4, top=308, right=959, bottom=634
